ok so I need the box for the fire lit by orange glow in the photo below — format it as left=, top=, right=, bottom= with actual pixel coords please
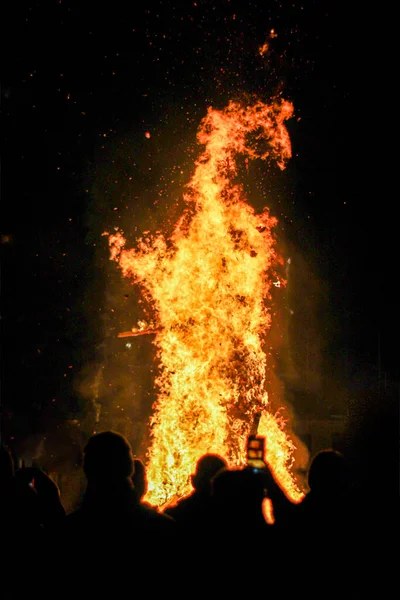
left=108, top=98, right=304, bottom=508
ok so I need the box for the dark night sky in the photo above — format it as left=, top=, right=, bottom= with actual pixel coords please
left=1, top=1, right=396, bottom=454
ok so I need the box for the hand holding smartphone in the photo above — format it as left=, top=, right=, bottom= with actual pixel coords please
left=246, top=435, right=266, bottom=470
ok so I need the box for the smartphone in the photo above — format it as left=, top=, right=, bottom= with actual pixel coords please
left=246, top=435, right=266, bottom=470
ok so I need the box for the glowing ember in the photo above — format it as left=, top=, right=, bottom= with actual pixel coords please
left=107, top=98, right=304, bottom=507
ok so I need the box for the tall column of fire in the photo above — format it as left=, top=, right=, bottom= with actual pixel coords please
left=107, top=98, right=303, bottom=507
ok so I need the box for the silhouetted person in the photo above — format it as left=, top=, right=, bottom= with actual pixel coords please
left=261, top=449, right=350, bottom=540
left=194, top=465, right=281, bottom=590
left=165, top=453, right=227, bottom=531
left=292, top=449, right=349, bottom=535
left=1, top=445, right=43, bottom=535
left=14, top=466, right=66, bottom=529
left=209, top=467, right=273, bottom=538
left=1, top=445, right=46, bottom=599
left=54, top=431, right=176, bottom=598
left=67, top=431, right=175, bottom=533
left=279, top=449, right=359, bottom=596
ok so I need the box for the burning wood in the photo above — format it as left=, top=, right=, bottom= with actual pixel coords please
left=107, top=98, right=304, bottom=507
left=117, top=328, right=160, bottom=338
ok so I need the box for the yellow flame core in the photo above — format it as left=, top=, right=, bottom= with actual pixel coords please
left=108, top=99, right=304, bottom=506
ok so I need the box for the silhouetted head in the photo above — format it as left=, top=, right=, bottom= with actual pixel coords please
left=307, top=449, right=347, bottom=496
left=191, top=453, right=228, bottom=493
left=83, top=431, right=134, bottom=483
left=132, top=458, right=147, bottom=500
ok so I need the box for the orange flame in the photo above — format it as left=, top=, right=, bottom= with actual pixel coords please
left=108, top=98, right=304, bottom=507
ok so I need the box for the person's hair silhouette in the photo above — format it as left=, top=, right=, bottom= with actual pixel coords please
left=165, top=453, right=227, bottom=532
left=307, top=448, right=347, bottom=497
left=190, top=453, right=228, bottom=493
left=83, top=430, right=135, bottom=483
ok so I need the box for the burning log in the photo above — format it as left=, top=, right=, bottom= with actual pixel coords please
left=117, top=328, right=161, bottom=338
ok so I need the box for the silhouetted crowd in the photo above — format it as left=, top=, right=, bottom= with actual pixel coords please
left=1, top=420, right=397, bottom=600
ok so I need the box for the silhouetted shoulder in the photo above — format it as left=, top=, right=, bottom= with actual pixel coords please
left=133, top=502, right=176, bottom=531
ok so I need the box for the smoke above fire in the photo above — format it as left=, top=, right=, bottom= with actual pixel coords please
left=106, top=98, right=307, bottom=506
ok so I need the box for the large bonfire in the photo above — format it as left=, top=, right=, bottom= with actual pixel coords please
left=107, top=97, right=304, bottom=507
